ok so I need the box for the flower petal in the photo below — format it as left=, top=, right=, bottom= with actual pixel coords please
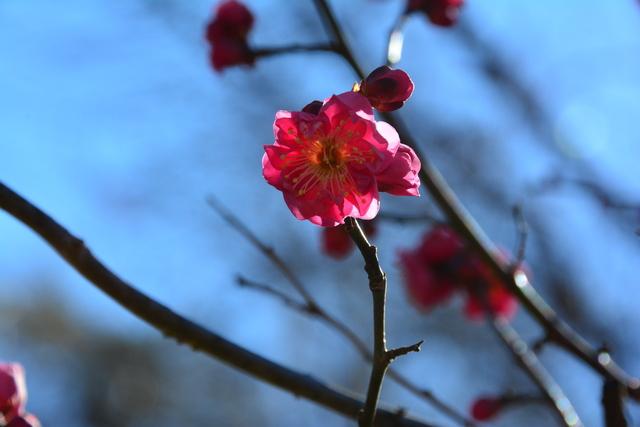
left=375, top=143, right=421, bottom=196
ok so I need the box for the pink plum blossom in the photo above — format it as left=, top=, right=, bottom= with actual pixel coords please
left=263, top=91, right=421, bottom=226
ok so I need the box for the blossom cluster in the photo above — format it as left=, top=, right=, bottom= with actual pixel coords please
left=263, top=67, right=420, bottom=226
left=399, top=225, right=519, bottom=320
left=0, top=364, right=39, bottom=427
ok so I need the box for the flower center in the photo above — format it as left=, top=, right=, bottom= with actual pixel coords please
left=314, top=138, right=343, bottom=170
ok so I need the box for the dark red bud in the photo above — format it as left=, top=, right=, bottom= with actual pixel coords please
left=302, top=100, right=323, bottom=115
left=359, top=66, right=414, bottom=112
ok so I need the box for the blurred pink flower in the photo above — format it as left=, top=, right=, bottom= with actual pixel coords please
left=0, top=363, right=27, bottom=423
left=399, top=225, right=520, bottom=320
left=263, top=91, right=420, bottom=226
left=7, top=414, right=41, bottom=427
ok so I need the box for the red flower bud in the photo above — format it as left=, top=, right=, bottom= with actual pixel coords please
left=470, top=397, right=503, bottom=421
left=406, top=0, right=464, bottom=27
left=359, top=66, right=414, bottom=112
left=205, top=1, right=255, bottom=72
left=302, top=100, right=323, bottom=115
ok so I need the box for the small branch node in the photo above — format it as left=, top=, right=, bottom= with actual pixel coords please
left=386, top=340, right=424, bottom=363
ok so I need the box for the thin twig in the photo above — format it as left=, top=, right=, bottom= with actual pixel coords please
left=344, top=217, right=422, bottom=427
left=237, top=277, right=477, bottom=427
left=207, top=196, right=315, bottom=303
left=0, top=181, right=441, bottom=427
left=209, top=197, right=475, bottom=426
left=511, top=205, right=528, bottom=267
left=310, top=0, right=640, bottom=399
left=377, top=211, right=440, bottom=225
left=253, top=42, right=339, bottom=58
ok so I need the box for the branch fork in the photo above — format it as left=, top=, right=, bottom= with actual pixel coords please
left=344, top=217, right=422, bottom=427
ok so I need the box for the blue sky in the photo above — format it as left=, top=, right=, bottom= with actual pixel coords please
left=2, top=1, right=640, bottom=426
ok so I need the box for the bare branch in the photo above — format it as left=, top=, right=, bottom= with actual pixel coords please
left=209, top=196, right=474, bottom=426
left=236, top=276, right=476, bottom=427
left=345, top=217, right=422, bottom=427
left=0, top=181, right=438, bottom=427
left=310, top=0, right=640, bottom=400
left=490, top=317, right=583, bottom=427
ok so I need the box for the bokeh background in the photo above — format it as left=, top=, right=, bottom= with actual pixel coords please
left=1, top=0, right=640, bottom=426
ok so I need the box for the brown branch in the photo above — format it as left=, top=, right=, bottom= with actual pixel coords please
left=237, top=276, right=477, bottom=427
left=310, top=0, right=640, bottom=400
left=0, top=181, right=439, bottom=427
left=344, top=217, right=422, bottom=427
left=210, top=197, right=475, bottom=426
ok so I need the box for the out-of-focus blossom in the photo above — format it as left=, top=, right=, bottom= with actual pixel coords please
left=205, top=1, right=255, bottom=71
left=321, top=220, right=377, bottom=259
left=470, top=396, right=503, bottom=421
left=7, top=414, right=41, bottom=427
left=263, top=91, right=420, bottom=226
left=398, top=225, right=520, bottom=320
left=459, top=252, right=518, bottom=321
left=357, top=66, right=414, bottom=112
left=406, top=0, right=464, bottom=27
left=0, top=364, right=27, bottom=423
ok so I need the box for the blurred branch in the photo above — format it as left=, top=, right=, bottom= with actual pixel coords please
left=345, top=217, right=422, bottom=427
left=0, top=181, right=438, bottom=427
left=254, top=42, right=339, bottom=58
left=488, top=316, right=583, bottom=427
left=529, top=172, right=640, bottom=213
left=207, top=196, right=315, bottom=303
left=511, top=205, right=528, bottom=267
left=210, top=197, right=475, bottom=426
left=386, top=15, right=407, bottom=65
left=310, top=0, right=640, bottom=400
left=377, top=211, right=440, bottom=224
left=602, top=377, right=628, bottom=427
